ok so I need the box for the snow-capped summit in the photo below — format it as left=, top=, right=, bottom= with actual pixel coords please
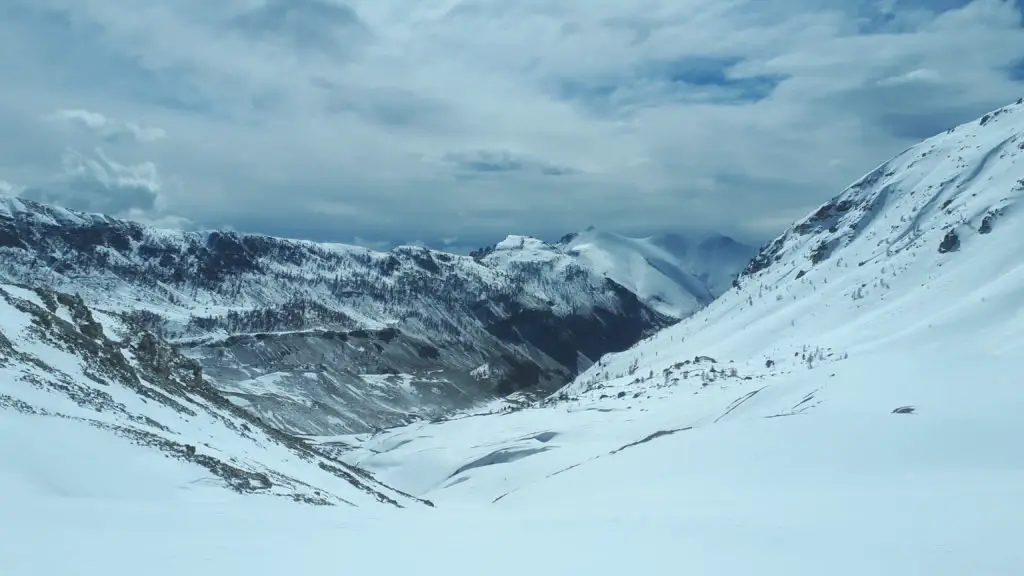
left=738, top=100, right=1024, bottom=287
left=480, top=235, right=564, bottom=266
left=555, top=227, right=756, bottom=317
left=645, top=232, right=756, bottom=295
left=469, top=227, right=755, bottom=318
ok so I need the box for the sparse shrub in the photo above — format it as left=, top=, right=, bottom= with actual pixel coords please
left=627, top=358, right=639, bottom=376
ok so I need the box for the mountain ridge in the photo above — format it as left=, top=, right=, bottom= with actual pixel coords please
left=0, top=194, right=752, bottom=434
left=472, top=227, right=755, bottom=317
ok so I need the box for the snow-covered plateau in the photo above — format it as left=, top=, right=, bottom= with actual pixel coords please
left=3, top=100, right=1024, bottom=574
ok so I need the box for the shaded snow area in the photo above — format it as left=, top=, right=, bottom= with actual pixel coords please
left=3, top=102, right=1024, bottom=575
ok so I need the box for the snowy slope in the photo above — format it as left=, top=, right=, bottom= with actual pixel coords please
left=0, top=200, right=674, bottom=434
left=347, top=99, right=1024, bottom=496
left=7, top=326, right=1022, bottom=574
left=0, top=283, right=426, bottom=508
left=321, top=100, right=1024, bottom=571
left=591, top=96, right=1024, bottom=368
left=555, top=227, right=755, bottom=316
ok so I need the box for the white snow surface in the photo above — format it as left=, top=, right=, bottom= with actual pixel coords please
left=4, top=101, right=1024, bottom=574
left=559, top=227, right=755, bottom=316
left=483, top=227, right=754, bottom=317
left=0, top=283, right=421, bottom=509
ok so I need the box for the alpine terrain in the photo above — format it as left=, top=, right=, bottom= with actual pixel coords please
left=336, top=100, right=1024, bottom=571
left=554, top=226, right=756, bottom=316
left=3, top=99, right=1024, bottom=575
left=0, top=200, right=756, bottom=434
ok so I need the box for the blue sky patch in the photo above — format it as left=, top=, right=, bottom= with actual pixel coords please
left=553, top=55, right=785, bottom=116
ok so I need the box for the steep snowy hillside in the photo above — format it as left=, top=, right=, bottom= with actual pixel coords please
left=473, top=229, right=754, bottom=318
left=320, top=101, right=1024, bottom=572
left=553, top=99, right=1024, bottom=398
left=0, top=283, right=426, bottom=507
left=0, top=199, right=673, bottom=434
left=555, top=227, right=755, bottom=316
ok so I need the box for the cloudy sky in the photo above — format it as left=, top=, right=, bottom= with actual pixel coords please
left=1, top=0, right=1022, bottom=250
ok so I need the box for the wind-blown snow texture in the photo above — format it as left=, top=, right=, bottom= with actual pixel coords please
left=0, top=200, right=712, bottom=434
left=3, top=101, right=1024, bottom=575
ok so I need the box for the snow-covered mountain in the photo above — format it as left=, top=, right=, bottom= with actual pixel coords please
left=471, top=229, right=754, bottom=318
left=6, top=95, right=1023, bottom=576
left=322, top=100, right=1024, bottom=571
left=554, top=227, right=755, bottom=316
left=561, top=97, right=1024, bottom=397
left=0, top=198, right=689, bottom=435
left=0, top=283, right=427, bottom=507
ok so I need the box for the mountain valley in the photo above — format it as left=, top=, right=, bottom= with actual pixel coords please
left=3, top=99, right=1024, bottom=574
left=0, top=201, right=751, bottom=435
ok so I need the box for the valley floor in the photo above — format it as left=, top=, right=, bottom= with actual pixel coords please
left=4, top=335, right=1023, bottom=575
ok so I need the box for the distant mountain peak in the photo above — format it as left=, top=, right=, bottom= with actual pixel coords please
left=554, top=227, right=757, bottom=318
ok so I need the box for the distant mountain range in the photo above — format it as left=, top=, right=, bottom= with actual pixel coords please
left=0, top=195, right=753, bottom=435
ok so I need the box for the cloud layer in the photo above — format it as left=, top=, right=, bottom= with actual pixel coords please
left=1, top=0, right=1022, bottom=247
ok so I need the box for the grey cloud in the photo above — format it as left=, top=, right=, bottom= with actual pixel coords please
left=229, top=0, right=368, bottom=56
left=19, top=149, right=161, bottom=216
left=0, top=180, right=22, bottom=195
left=441, top=150, right=581, bottom=177
left=2, top=0, right=1024, bottom=247
left=316, top=80, right=458, bottom=131
left=2, top=4, right=213, bottom=115
left=46, top=109, right=167, bottom=143
left=1006, top=57, right=1024, bottom=81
